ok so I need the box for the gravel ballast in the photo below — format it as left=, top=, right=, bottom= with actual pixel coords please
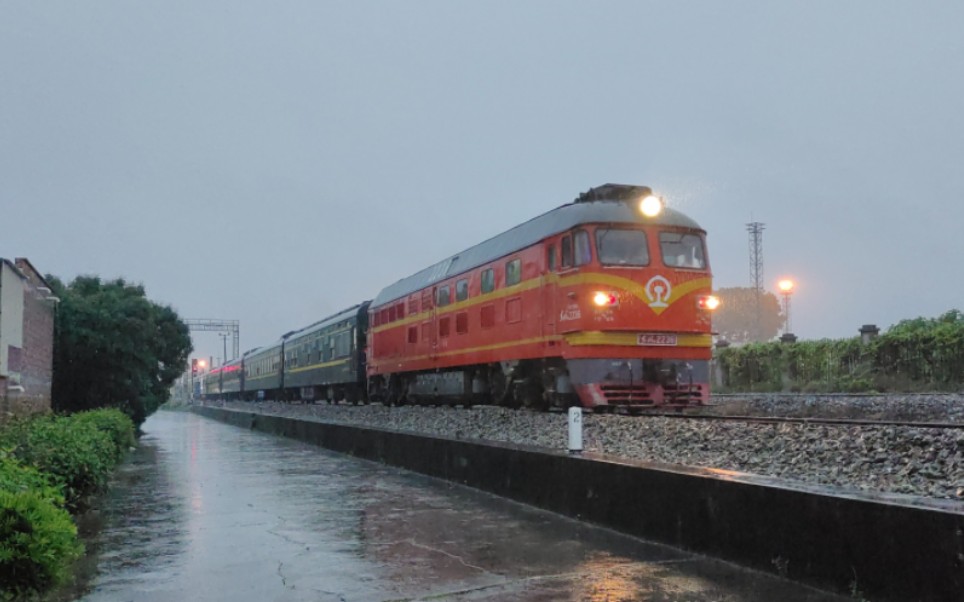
left=213, top=394, right=964, bottom=502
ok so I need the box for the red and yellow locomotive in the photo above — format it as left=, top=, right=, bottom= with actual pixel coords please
left=366, top=184, right=718, bottom=410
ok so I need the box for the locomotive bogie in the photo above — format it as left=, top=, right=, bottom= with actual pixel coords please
left=566, top=358, right=709, bottom=408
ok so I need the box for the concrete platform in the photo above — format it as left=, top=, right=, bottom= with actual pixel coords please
left=72, top=411, right=845, bottom=601
left=194, top=405, right=964, bottom=601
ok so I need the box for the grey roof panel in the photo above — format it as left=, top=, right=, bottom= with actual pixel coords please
left=372, top=194, right=704, bottom=307
left=286, top=302, right=370, bottom=342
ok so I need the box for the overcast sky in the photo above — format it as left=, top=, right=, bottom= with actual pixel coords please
left=2, top=1, right=962, bottom=363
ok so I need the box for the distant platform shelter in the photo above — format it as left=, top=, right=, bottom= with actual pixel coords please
left=0, top=258, right=57, bottom=419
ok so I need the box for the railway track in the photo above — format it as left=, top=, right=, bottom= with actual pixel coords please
left=641, top=412, right=964, bottom=430
left=710, top=392, right=958, bottom=398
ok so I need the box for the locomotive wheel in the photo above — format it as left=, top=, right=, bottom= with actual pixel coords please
left=515, top=380, right=547, bottom=411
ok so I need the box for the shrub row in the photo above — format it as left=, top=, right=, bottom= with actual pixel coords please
left=0, top=409, right=135, bottom=600
left=715, top=310, right=964, bottom=392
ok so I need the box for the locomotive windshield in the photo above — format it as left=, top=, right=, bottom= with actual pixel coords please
left=660, top=231, right=706, bottom=269
left=596, top=228, right=650, bottom=266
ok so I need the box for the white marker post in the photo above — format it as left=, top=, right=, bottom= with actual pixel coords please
left=568, top=407, right=583, bottom=454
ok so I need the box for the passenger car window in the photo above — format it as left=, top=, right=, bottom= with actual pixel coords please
left=505, top=259, right=521, bottom=286
left=574, top=230, right=592, bottom=266
left=597, top=229, right=650, bottom=266
left=659, top=232, right=706, bottom=269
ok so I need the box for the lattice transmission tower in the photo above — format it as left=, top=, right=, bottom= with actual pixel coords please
left=746, top=222, right=765, bottom=341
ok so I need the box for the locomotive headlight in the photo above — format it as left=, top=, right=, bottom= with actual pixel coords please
left=639, top=195, right=664, bottom=217
left=593, top=291, right=618, bottom=307
left=698, top=295, right=721, bottom=311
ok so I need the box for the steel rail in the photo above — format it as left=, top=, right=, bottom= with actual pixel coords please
left=639, top=412, right=964, bottom=430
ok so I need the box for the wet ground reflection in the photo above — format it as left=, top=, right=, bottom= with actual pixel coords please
left=58, top=411, right=842, bottom=601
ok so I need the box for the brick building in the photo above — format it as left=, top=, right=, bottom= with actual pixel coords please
left=0, top=257, right=57, bottom=419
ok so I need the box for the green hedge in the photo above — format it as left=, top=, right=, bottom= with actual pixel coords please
left=0, top=415, right=115, bottom=512
left=715, top=310, right=964, bottom=392
left=0, top=409, right=135, bottom=599
left=0, top=453, right=83, bottom=599
left=72, top=409, right=136, bottom=464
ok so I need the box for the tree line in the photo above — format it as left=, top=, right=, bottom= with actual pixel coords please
left=48, top=276, right=192, bottom=426
left=715, top=310, right=964, bottom=392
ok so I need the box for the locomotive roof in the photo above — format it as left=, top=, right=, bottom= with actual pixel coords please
left=372, top=185, right=704, bottom=307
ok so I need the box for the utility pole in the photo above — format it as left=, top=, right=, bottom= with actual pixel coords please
left=746, top=222, right=765, bottom=341
left=219, top=332, right=230, bottom=366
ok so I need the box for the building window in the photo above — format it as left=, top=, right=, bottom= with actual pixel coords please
left=561, top=235, right=573, bottom=268
left=505, top=259, right=521, bottom=286
left=456, top=279, right=469, bottom=302
left=481, top=268, right=495, bottom=294
left=574, top=229, right=592, bottom=266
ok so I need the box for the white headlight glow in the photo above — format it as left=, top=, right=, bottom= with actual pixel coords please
left=639, top=195, right=663, bottom=217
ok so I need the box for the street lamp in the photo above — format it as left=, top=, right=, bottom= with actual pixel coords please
left=777, top=279, right=795, bottom=338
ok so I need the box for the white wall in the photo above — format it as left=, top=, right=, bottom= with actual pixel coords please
left=0, top=261, right=25, bottom=380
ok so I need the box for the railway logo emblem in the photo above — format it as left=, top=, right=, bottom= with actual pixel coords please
left=644, top=276, right=671, bottom=309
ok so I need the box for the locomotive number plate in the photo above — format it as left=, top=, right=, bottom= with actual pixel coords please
left=636, top=333, right=678, bottom=346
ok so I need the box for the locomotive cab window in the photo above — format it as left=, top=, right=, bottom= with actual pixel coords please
left=456, top=279, right=468, bottom=302
left=547, top=245, right=556, bottom=271
left=597, top=228, right=650, bottom=266
left=574, top=229, right=592, bottom=266
left=659, top=232, right=706, bottom=269
left=505, top=259, right=521, bottom=286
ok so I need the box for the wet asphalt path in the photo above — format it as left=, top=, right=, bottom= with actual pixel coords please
left=68, top=410, right=843, bottom=601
